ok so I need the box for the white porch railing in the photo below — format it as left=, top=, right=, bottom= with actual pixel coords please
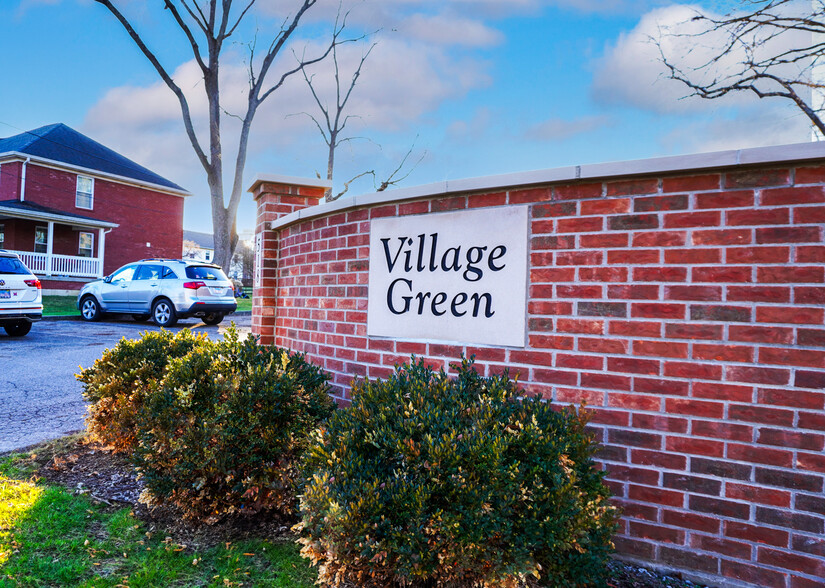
left=10, top=250, right=101, bottom=278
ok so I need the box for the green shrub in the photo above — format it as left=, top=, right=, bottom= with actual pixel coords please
left=298, top=358, right=618, bottom=588
left=133, top=329, right=335, bottom=521
left=77, top=328, right=207, bottom=452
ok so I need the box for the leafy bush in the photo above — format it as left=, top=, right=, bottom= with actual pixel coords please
left=133, top=329, right=335, bottom=521
left=78, top=328, right=207, bottom=452
left=298, top=358, right=618, bottom=588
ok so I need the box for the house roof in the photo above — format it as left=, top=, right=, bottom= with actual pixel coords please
left=0, top=199, right=119, bottom=229
left=183, top=230, right=214, bottom=249
left=0, top=124, right=186, bottom=192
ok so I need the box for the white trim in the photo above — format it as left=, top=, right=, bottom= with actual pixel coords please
left=264, top=140, right=825, bottom=232
left=98, top=228, right=109, bottom=278
left=46, top=221, right=54, bottom=275
left=75, top=175, right=94, bottom=210
left=20, top=157, right=30, bottom=202
left=78, top=231, right=94, bottom=258
left=34, top=225, right=48, bottom=254
left=0, top=203, right=119, bottom=229
left=0, top=151, right=191, bottom=197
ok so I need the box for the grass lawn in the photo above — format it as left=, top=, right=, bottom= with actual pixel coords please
left=41, top=295, right=252, bottom=317
left=42, top=295, right=80, bottom=317
left=0, top=439, right=315, bottom=587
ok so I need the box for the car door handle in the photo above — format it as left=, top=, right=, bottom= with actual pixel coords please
left=120, top=282, right=128, bottom=288
left=150, top=283, right=158, bottom=287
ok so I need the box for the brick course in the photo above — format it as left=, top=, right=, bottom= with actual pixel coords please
left=253, top=158, right=825, bottom=587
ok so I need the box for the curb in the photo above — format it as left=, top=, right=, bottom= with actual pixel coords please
left=42, top=310, right=252, bottom=321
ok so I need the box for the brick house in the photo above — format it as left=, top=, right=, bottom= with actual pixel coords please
left=0, top=123, right=189, bottom=291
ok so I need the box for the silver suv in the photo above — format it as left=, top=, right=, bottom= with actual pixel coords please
left=0, top=250, right=43, bottom=337
left=77, top=258, right=237, bottom=327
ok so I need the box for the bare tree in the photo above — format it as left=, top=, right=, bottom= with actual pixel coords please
left=294, top=25, right=426, bottom=200
left=182, top=239, right=200, bottom=259
left=93, top=0, right=348, bottom=269
left=335, top=140, right=426, bottom=198
left=230, top=238, right=255, bottom=283
left=656, top=0, right=825, bottom=135
left=296, top=35, right=376, bottom=200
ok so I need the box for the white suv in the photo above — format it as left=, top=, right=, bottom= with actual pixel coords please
left=0, top=250, right=43, bottom=337
left=77, top=258, right=237, bottom=327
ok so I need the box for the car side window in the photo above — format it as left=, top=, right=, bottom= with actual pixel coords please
left=110, top=265, right=136, bottom=282
left=161, top=266, right=178, bottom=279
left=134, top=264, right=163, bottom=281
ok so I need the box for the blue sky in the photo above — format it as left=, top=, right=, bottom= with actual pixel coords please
left=0, top=0, right=813, bottom=235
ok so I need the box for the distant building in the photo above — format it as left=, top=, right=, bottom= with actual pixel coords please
left=182, top=230, right=214, bottom=263
left=0, top=123, right=189, bottom=291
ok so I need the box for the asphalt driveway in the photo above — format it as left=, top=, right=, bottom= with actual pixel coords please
left=0, top=314, right=251, bottom=453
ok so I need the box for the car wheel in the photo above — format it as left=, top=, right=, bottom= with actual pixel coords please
left=3, top=321, right=32, bottom=337
left=132, top=314, right=151, bottom=322
left=202, top=313, right=223, bottom=326
left=152, top=298, right=178, bottom=328
left=80, top=296, right=103, bottom=322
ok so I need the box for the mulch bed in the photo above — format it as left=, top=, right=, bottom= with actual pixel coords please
left=16, top=437, right=708, bottom=588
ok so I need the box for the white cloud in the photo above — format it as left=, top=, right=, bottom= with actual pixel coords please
left=525, top=115, right=612, bottom=141
left=294, top=36, right=490, bottom=132
left=593, top=5, right=725, bottom=112
left=258, top=0, right=660, bottom=46
left=592, top=3, right=813, bottom=114
left=15, top=0, right=61, bottom=17
left=660, top=105, right=811, bottom=153
left=399, top=13, right=503, bottom=47
left=82, top=31, right=489, bottom=203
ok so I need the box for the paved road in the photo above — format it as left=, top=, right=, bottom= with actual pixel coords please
left=0, top=314, right=251, bottom=454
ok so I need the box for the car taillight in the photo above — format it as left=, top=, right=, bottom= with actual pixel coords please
left=24, top=279, right=41, bottom=289
left=183, top=281, right=207, bottom=290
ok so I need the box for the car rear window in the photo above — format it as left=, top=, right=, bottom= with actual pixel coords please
left=185, top=266, right=227, bottom=281
left=0, top=257, right=31, bottom=275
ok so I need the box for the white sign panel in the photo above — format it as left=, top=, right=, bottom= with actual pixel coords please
left=254, top=232, right=262, bottom=288
left=367, top=206, right=528, bottom=347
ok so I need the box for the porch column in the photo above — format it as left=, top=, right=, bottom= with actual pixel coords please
left=97, top=228, right=106, bottom=277
left=46, top=221, right=54, bottom=276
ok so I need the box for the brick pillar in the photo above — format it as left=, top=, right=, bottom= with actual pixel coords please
left=248, top=174, right=331, bottom=345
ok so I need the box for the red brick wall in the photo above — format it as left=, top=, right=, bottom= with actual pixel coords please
left=251, top=180, right=327, bottom=340
left=0, top=161, right=22, bottom=200
left=3, top=162, right=183, bottom=274
left=253, top=163, right=825, bottom=587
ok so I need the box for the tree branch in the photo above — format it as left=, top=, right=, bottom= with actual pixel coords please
left=655, top=0, right=825, bottom=133
left=93, top=0, right=209, bottom=171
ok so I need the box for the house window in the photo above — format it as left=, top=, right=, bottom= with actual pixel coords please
left=78, top=232, right=94, bottom=258
left=34, top=226, right=48, bottom=253
left=76, top=176, right=94, bottom=209
left=204, top=251, right=211, bottom=261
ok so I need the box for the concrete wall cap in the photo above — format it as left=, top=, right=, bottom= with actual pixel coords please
left=266, top=141, right=825, bottom=231
left=247, top=174, right=333, bottom=194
